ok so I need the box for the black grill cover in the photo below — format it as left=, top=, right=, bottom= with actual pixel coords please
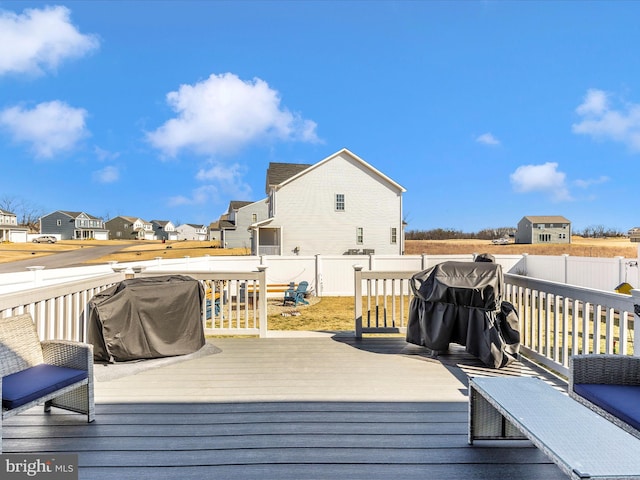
left=88, top=275, right=205, bottom=362
left=406, top=261, right=519, bottom=368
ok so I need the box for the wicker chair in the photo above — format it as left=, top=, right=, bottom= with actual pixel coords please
left=1, top=313, right=95, bottom=453
left=569, top=354, right=640, bottom=439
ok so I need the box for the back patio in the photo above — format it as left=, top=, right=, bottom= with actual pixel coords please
left=3, top=335, right=568, bottom=480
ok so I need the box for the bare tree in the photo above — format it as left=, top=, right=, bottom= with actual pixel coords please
left=0, top=195, right=45, bottom=231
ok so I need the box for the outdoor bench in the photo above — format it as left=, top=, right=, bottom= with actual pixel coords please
left=1, top=313, right=94, bottom=453
left=469, top=376, right=640, bottom=479
left=569, top=354, right=640, bottom=440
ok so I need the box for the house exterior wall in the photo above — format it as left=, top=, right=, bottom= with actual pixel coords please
left=516, top=217, right=571, bottom=244
left=177, top=224, right=208, bottom=241
left=40, top=212, right=76, bottom=239
left=152, top=221, right=178, bottom=241
left=264, top=152, right=403, bottom=256
left=224, top=199, right=268, bottom=249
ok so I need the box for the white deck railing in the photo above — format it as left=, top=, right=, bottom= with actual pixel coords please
left=0, top=272, right=125, bottom=342
left=139, top=268, right=268, bottom=337
left=1, top=261, right=638, bottom=376
left=353, top=267, right=640, bottom=377
left=504, top=273, right=640, bottom=376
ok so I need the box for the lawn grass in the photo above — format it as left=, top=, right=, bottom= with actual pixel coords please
left=267, top=296, right=356, bottom=331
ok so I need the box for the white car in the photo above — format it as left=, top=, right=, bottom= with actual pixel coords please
left=32, top=235, right=57, bottom=244
left=491, top=237, right=510, bottom=245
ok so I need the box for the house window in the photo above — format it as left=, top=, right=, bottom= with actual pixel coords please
left=56, top=219, right=61, bottom=226
left=356, top=227, right=363, bottom=244
left=252, top=213, right=257, bottom=223
left=391, top=227, right=397, bottom=244
left=538, top=233, right=551, bottom=242
left=336, top=194, right=345, bottom=211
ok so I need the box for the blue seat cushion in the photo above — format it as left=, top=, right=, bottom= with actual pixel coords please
left=2, top=364, right=88, bottom=410
left=574, top=383, right=640, bottom=431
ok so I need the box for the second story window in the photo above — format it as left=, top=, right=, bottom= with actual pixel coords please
left=56, top=220, right=61, bottom=226
left=252, top=213, right=257, bottom=223
left=391, top=227, right=397, bottom=244
left=336, top=194, right=345, bottom=211
left=356, top=227, right=363, bottom=244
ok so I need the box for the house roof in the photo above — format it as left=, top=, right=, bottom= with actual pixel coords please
left=151, top=220, right=171, bottom=226
left=522, top=216, right=571, bottom=224
left=228, top=201, right=253, bottom=211
left=265, top=163, right=313, bottom=192
left=267, top=148, right=406, bottom=193
left=0, top=209, right=15, bottom=216
left=58, top=210, right=102, bottom=220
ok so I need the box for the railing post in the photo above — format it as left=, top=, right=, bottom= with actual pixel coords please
left=563, top=254, right=569, bottom=284
left=632, top=289, right=640, bottom=357
left=354, top=264, right=364, bottom=339
left=315, top=254, right=323, bottom=298
left=27, top=266, right=45, bottom=287
left=257, top=265, right=268, bottom=338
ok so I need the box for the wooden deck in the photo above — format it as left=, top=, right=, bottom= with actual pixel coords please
left=3, top=335, right=570, bottom=479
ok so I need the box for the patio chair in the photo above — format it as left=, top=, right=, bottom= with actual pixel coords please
left=283, top=281, right=309, bottom=306
left=1, top=313, right=94, bottom=453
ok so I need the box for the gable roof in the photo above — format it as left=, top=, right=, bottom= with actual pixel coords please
left=228, top=200, right=254, bottom=211
left=58, top=210, right=102, bottom=220
left=268, top=148, right=406, bottom=193
left=0, top=209, right=15, bottom=216
left=522, top=216, right=571, bottom=224
left=265, top=163, right=313, bottom=192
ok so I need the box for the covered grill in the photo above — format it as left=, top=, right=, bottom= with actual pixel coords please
left=88, top=275, right=205, bottom=362
left=406, top=259, right=520, bottom=368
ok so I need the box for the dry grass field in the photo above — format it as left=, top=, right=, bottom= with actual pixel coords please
left=0, top=236, right=637, bottom=265
left=405, top=236, right=638, bottom=258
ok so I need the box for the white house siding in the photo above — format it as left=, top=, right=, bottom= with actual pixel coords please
left=269, top=152, right=403, bottom=256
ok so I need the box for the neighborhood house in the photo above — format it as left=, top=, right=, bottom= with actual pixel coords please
left=515, top=216, right=571, bottom=244
left=40, top=211, right=109, bottom=240
left=250, top=148, right=406, bottom=256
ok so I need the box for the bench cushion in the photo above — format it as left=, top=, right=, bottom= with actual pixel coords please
left=2, top=364, right=88, bottom=410
left=574, top=383, right=640, bottom=432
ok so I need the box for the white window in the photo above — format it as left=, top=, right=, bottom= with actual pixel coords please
left=56, top=219, right=61, bottom=226
left=336, top=194, right=345, bottom=211
left=252, top=213, right=257, bottom=223
left=391, top=227, right=397, bottom=244
left=356, top=227, right=363, bottom=244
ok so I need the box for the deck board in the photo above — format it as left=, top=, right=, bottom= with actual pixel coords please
left=2, top=335, right=568, bottom=479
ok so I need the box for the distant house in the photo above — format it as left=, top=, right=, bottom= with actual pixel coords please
left=0, top=209, right=28, bottom=243
left=105, top=216, right=155, bottom=240
left=211, top=199, right=269, bottom=249
left=515, top=216, right=571, bottom=244
left=176, top=223, right=208, bottom=241
left=151, top=220, right=178, bottom=241
left=40, top=211, right=109, bottom=240
left=629, top=227, right=640, bottom=242
left=250, top=148, right=406, bottom=256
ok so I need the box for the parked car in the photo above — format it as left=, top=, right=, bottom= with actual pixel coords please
left=491, top=237, right=510, bottom=245
left=32, top=235, right=57, bottom=244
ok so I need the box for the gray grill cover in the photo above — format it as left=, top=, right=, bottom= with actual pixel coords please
left=406, top=261, right=519, bottom=368
left=88, top=275, right=205, bottom=362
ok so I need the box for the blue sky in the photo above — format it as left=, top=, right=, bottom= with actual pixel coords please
left=1, top=1, right=638, bottom=233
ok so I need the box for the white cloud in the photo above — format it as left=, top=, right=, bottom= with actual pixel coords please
left=147, top=72, right=320, bottom=157
left=476, top=132, right=500, bottom=146
left=0, top=5, right=99, bottom=76
left=574, top=175, right=610, bottom=189
left=572, top=88, right=640, bottom=151
left=0, top=101, right=89, bottom=158
left=510, top=162, right=571, bottom=201
left=169, top=161, right=252, bottom=207
left=93, top=165, right=119, bottom=183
